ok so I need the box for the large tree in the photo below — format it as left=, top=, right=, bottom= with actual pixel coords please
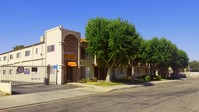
left=85, top=17, right=141, bottom=82
left=171, top=49, right=189, bottom=72
left=142, top=37, right=178, bottom=77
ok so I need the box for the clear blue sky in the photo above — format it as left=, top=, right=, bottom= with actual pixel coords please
left=0, top=0, right=198, bottom=61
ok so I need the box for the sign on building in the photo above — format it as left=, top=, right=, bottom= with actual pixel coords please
left=17, top=66, right=24, bottom=73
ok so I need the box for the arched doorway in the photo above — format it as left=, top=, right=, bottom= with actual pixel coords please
left=64, top=35, right=78, bottom=82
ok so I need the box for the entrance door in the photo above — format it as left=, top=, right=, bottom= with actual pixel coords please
left=94, top=67, right=99, bottom=80
left=66, top=67, right=73, bottom=82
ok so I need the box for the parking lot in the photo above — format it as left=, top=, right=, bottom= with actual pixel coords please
left=12, top=84, right=79, bottom=95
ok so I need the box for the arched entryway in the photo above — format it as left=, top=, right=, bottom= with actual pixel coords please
left=63, top=35, right=79, bottom=82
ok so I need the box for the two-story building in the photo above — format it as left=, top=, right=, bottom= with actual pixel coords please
left=0, top=26, right=149, bottom=85
left=0, top=26, right=83, bottom=84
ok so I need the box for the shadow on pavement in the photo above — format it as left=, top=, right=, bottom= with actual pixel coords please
left=12, top=84, right=80, bottom=95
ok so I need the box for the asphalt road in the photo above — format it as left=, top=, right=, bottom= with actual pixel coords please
left=3, top=78, right=199, bottom=112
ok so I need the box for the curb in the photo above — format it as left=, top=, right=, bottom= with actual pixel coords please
left=68, top=79, right=183, bottom=92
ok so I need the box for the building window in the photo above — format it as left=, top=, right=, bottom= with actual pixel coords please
left=47, top=45, right=55, bottom=52
left=17, top=53, right=21, bottom=58
left=32, top=67, right=38, bottom=72
left=35, top=48, right=38, bottom=54
left=10, top=55, right=13, bottom=60
left=9, top=69, right=13, bottom=74
left=81, top=47, right=89, bottom=59
left=25, top=50, right=30, bottom=57
left=3, top=70, right=6, bottom=75
left=3, top=56, right=6, bottom=61
left=120, top=68, right=123, bottom=74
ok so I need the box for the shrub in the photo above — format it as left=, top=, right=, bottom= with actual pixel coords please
left=115, top=78, right=132, bottom=84
left=79, top=77, right=98, bottom=83
left=89, top=77, right=98, bottom=82
left=156, top=75, right=162, bottom=80
left=145, top=75, right=151, bottom=81
left=79, top=79, right=87, bottom=83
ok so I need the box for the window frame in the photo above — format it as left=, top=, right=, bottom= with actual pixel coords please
left=9, top=69, right=13, bottom=75
left=25, top=50, right=30, bottom=57
left=16, top=52, right=21, bottom=58
left=3, top=56, right=6, bottom=61
left=47, top=45, right=55, bottom=52
left=35, top=48, right=38, bottom=54
left=10, top=54, right=13, bottom=60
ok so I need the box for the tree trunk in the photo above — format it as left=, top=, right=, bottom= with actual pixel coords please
left=106, top=67, right=113, bottom=82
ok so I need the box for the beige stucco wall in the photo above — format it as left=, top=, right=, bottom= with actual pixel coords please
left=0, top=82, right=12, bottom=95
left=45, top=26, right=62, bottom=84
left=0, top=26, right=83, bottom=84
left=80, top=59, right=94, bottom=78
left=0, top=43, right=45, bottom=66
left=114, top=67, right=128, bottom=79
left=133, top=67, right=148, bottom=77
left=0, top=42, right=47, bottom=84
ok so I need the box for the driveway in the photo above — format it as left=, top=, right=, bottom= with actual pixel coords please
left=12, top=84, right=79, bottom=94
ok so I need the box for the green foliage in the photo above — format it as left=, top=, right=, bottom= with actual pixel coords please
left=144, top=75, right=151, bottom=81
left=171, top=49, right=189, bottom=71
left=143, top=37, right=177, bottom=69
left=86, top=82, right=123, bottom=87
left=85, top=17, right=189, bottom=81
left=114, top=77, right=132, bottom=84
left=155, top=75, right=162, bottom=80
left=132, top=74, right=150, bottom=81
left=79, top=77, right=98, bottom=83
left=85, top=17, right=141, bottom=66
left=89, top=77, right=98, bottom=82
left=189, top=61, right=199, bottom=72
left=79, top=79, right=88, bottom=83
left=137, top=37, right=189, bottom=77
left=13, top=45, right=25, bottom=50
left=85, top=17, right=142, bottom=81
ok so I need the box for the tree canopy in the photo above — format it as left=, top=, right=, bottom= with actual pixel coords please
left=85, top=17, right=189, bottom=81
left=137, top=37, right=189, bottom=77
left=189, top=61, right=199, bottom=72
left=13, top=45, right=25, bottom=50
left=85, top=17, right=142, bottom=81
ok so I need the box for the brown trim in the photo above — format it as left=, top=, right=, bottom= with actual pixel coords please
left=0, top=42, right=45, bottom=55
left=61, top=28, right=81, bottom=35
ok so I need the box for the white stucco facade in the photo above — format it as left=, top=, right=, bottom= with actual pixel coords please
left=0, top=26, right=81, bottom=85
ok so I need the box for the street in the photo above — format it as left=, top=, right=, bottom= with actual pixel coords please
left=3, top=78, right=199, bottom=112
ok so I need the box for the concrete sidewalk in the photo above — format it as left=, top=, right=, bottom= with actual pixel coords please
left=0, top=87, right=107, bottom=110
left=0, top=79, right=181, bottom=110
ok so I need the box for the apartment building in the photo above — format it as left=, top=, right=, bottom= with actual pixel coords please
left=0, top=26, right=149, bottom=85
left=0, top=26, right=83, bottom=84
